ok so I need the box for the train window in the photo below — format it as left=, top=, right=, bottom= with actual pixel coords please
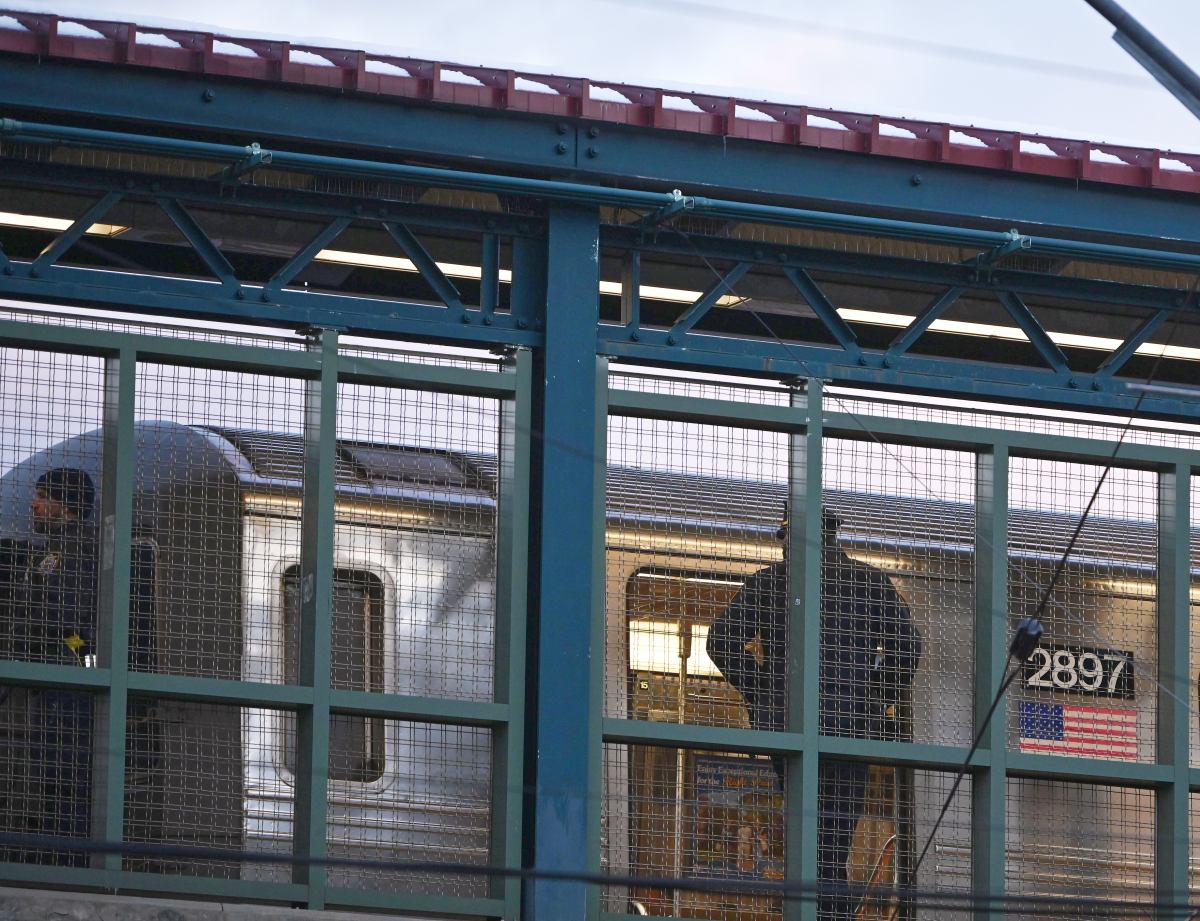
left=281, top=567, right=386, bottom=783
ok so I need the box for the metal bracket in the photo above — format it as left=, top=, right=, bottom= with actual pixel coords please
left=635, top=189, right=695, bottom=230
left=215, top=143, right=274, bottom=183
left=970, top=229, right=1032, bottom=268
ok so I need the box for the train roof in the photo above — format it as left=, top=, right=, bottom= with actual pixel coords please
left=0, top=422, right=1178, bottom=574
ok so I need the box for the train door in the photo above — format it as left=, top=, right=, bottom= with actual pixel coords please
left=622, top=566, right=908, bottom=920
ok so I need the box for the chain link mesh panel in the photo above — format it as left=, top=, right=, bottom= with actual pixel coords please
left=606, top=416, right=788, bottom=731
left=820, top=762, right=972, bottom=921
left=333, top=382, right=499, bottom=703
left=325, top=719, right=492, bottom=898
left=125, top=698, right=274, bottom=879
left=1007, top=460, right=1157, bottom=763
left=0, top=685, right=97, bottom=867
left=133, top=363, right=306, bottom=683
left=1004, top=778, right=1154, bottom=919
left=823, top=438, right=974, bottom=747
left=603, top=741, right=785, bottom=920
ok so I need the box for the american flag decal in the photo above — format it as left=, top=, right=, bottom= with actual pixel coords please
left=1019, top=701, right=1138, bottom=760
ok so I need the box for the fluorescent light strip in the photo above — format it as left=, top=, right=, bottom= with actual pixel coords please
left=0, top=210, right=128, bottom=237
left=315, top=248, right=743, bottom=306
left=837, top=307, right=1200, bottom=362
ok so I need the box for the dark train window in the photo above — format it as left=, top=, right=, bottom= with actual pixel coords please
left=282, top=567, right=386, bottom=783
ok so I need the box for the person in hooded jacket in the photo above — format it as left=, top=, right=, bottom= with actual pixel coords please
left=21, top=468, right=98, bottom=865
left=706, top=507, right=921, bottom=920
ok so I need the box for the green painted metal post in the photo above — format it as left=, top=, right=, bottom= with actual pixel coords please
left=785, top=380, right=821, bottom=921
left=1155, top=463, right=1190, bottom=918
left=93, top=347, right=136, bottom=875
left=526, top=204, right=604, bottom=921
left=292, top=329, right=338, bottom=909
left=493, top=347, right=533, bottom=918
left=972, top=445, right=1009, bottom=919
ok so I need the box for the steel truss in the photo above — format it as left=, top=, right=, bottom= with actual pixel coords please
left=0, top=54, right=1197, bottom=921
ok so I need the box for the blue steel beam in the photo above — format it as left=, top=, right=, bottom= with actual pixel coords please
left=264, top=217, right=352, bottom=295
left=598, top=330, right=1200, bottom=420
left=1094, top=308, right=1172, bottom=379
left=382, top=221, right=468, bottom=317
left=882, top=287, right=964, bottom=363
left=155, top=197, right=239, bottom=289
left=527, top=204, right=605, bottom=921
left=783, top=266, right=863, bottom=359
left=7, top=57, right=1200, bottom=248
left=8, top=118, right=1200, bottom=273
left=993, top=291, right=1072, bottom=375
left=29, top=190, right=122, bottom=276
left=1, top=155, right=1190, bottom=322
left=668, top=261, right=751, bottom=337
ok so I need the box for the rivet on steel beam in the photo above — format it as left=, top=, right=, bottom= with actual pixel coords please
left=630, top=331, right=639, bottom=341
left=910, top=174, right=923, bottom=186
left=587, top=126, right=600, bottom=138
left=555, top=142, right=569, bottom=155
left=556, top=123, right=569, bottom=135
left=667, top=334, right=677, bottom=345
left=460, top=314, right=471, bottom=323
left=586, top=146, right=599, bottom=158
left=28, top=267, right=38, bottom=278
left=882, top=356, right=892, bottom=368
left=235, top=288, right=245, bottom=300
left=517, top=318, right=528, bottom=329
left=483, top=316, right=493, bottom=325
left=202, top=88, right=215, bottom=103
left=261, top=291, right=271, bottom=302
left=1067, top=377, right=1078, bottom=388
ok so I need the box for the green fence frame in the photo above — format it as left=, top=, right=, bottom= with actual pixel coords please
left=602, top=380, right=1198, bottom=921
left=0, top=310, right=1197, bottom=919
left=0, top=319, right=531, bottom=917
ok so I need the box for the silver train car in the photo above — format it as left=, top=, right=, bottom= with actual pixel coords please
left=0, top=421, right=1187, bottom=915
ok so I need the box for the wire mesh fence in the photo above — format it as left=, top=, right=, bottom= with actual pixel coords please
left=823, top=438, right=975, bottom=747
left=1004, top=779, right=1155, bottom=920
left=606, top=415, right=788, bottom=730
left=325, top=720, right=492, bottom=898
left=1007, top=460, right=1158, bottom=763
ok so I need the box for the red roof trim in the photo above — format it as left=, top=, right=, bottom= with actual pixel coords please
left=3, top=9, right=1200, bottom=195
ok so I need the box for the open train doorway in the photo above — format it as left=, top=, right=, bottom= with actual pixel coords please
left=622, top=566, right=909, bottom=920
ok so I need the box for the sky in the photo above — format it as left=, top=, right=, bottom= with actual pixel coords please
left=4, top=0, right=1200, bottom=153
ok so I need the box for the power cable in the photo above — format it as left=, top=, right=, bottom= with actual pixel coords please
left=0, top=831, right=1191, bottom=917
left=595, top=0, right=1152, bottom=89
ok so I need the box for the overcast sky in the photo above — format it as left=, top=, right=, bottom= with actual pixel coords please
left=5, top=0, right=1200, bottom=153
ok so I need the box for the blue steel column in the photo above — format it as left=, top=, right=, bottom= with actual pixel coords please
left=526, top=204, right=605, bottom=921
left=785, top=381, right=821, bottom=921
left=1155, top=463, right=1190, bottom=916
left=973, top=445, right=1009, bottom=919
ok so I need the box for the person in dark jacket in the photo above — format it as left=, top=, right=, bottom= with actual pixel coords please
left=23, top=468, right=98, bottom=866
left=706, top=507, right=921, bottom=920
